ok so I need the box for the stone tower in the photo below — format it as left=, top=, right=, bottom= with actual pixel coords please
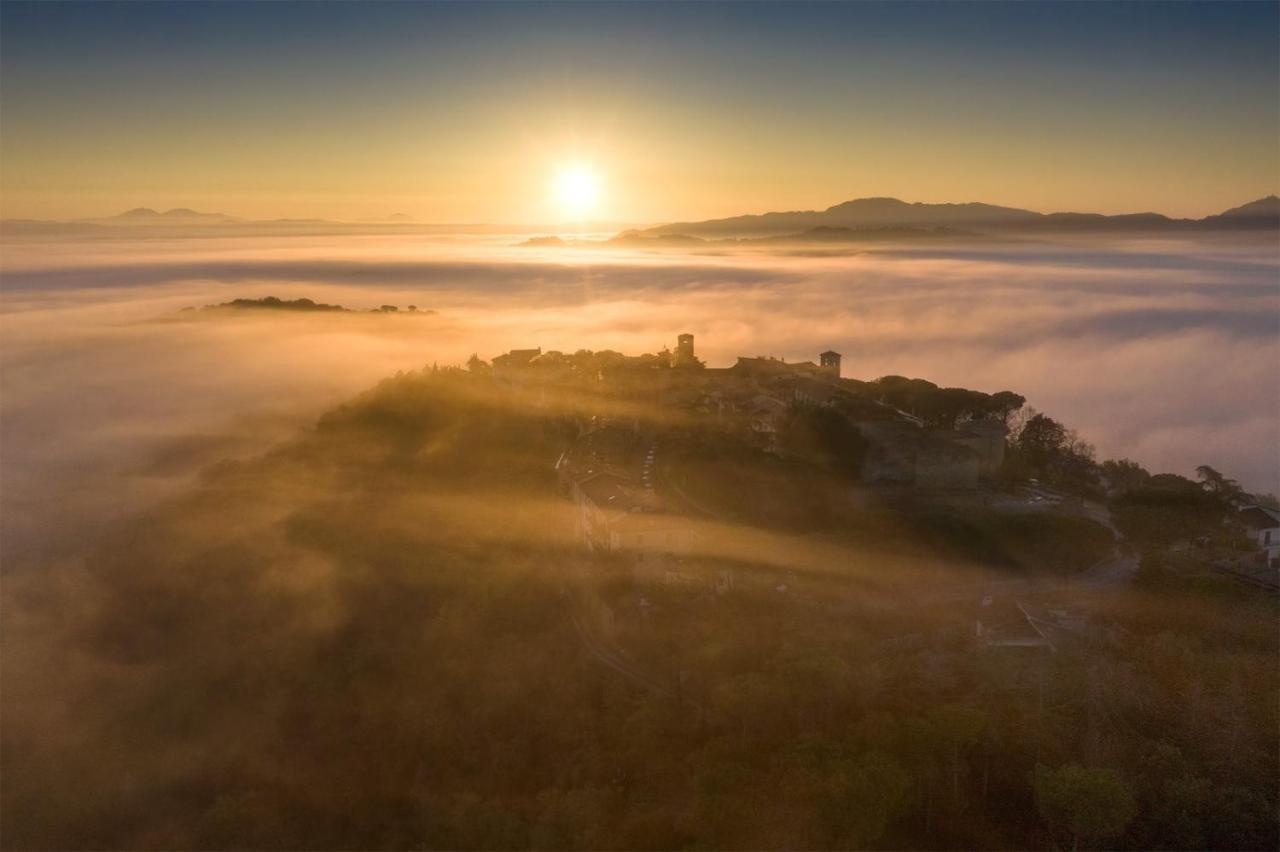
left=676, top=333, right=696, bottom=365
left=820, top=350, right=842, bottom=377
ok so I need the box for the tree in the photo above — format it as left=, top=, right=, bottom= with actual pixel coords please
left=1195, top=465, right=1244, bottom=504
left=1247, top=491, right=1280, bottom=510
left=1010, top=413, right=1099, bottom=492
left=837, top=751, right=911, bottom=847
left=1100, top=459, right=1150, bottom=496
left=1035, top=764, right=1136, bottom=850
left=927, top=704, right=986, bottom=809
left=989, top=390, right=1026, bottom=424
left=1016, top=413, right=1069, bottom=470
left=869, top=377, right=1021, bottom=429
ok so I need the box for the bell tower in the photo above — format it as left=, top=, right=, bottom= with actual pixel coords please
left=819, top=350, right=842, bottom=377
left=676, top=333, right=696, bottom=366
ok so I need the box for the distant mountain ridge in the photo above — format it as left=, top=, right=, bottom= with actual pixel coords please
left=5, top=197, right=1275, bottom=240
left=644, top=195, right=1280, bottom=237
left=1202, top=195, right=1280, bottom=225
left=103, top=207, right=241, bottom=224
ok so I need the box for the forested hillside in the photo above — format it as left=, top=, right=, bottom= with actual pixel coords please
left=3, top=367, right=1275, bottom=850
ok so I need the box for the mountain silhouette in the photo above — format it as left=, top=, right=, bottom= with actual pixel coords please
left=359, top=213, right=418, bottom=223
left=643, top=196, right=1280, bottom=237
left=1202, top=195, right=1280, bottom=227
left=105, top=208, right=239, bottom=224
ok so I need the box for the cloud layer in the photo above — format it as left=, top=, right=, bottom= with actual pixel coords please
left=3, top=232, right=1276, bottom=565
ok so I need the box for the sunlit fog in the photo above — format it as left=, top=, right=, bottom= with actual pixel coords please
left=4, top=231, right=1276, bottom=560
left=3, top=2, right=1278, bottom=851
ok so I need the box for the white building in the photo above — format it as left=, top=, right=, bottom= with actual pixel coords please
left=1239, top=505, right=1280, bottom=566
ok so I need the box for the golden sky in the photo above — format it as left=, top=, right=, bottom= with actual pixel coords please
left=2, top=3, right=1277, bottom=223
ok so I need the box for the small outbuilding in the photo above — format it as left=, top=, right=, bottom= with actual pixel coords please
left=1239, top=505, right=1280, bottom=566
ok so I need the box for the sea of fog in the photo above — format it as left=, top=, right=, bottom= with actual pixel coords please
left=2, top=230, right=1277, bottom=566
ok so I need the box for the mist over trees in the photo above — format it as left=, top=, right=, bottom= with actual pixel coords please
left=2, top=364, right=1275, bottom=850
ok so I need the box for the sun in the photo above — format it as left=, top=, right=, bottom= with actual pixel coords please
left=554, top=165, right=599, bottom=220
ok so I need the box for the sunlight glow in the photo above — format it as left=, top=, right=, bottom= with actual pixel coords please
left=554, top=166, right=600, bottom=220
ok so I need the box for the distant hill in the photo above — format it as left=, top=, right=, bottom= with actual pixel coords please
left=518, top=236, right=570, bottom=248
left=605, top=230, right=708, bottom=247
left=359, top=213, right=418, bottom=223
left=517, top=225, right=984, bottom=250
left=742, top=225, right=983, bottom=245
left=100, top=207, right=241, bottom=225
left=645, top=197, right=1041, bottom=237
left=643, top=195, right=1280, bottom=238
left=1201, top=195, right=1280, bottom=228
left=188, top=296, right=435, bottom=314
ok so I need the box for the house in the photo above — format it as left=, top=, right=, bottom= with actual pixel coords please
left=569, top=470, right=642, bottom=551
left=606, top=511, right=696, bottom=563
left=492, top=347, right=542, bottom=369
left=731, top=355, right=792, bottom=378
left=856, top=420, right=922, bottom=484
left=567, top=467, right=695, bottom=561
left=791, top=377, right=843, bottom=407
left=730, top=354, right=829, bottom=380
left=1239, top=505, right=1280, bottom=566
left=856, top=419, right=981, bottom=490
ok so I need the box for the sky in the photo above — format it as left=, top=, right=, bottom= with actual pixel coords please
left=2, top=1, right=1277, bottom=223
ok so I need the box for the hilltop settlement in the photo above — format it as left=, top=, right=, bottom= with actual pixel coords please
left=468, top=335, right=1278, bottom=595
left=11, top=332, right=1275, bottom=852
left=497, top=334, right=1013, bottom=489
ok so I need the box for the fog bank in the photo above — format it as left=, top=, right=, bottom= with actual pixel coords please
left=2, top=231, right=1276, bottom=566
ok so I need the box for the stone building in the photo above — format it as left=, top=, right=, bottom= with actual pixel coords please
left=1239, top=505, right=1280, bottom=566
left=915, top=441, right=981, bottom=490
left=492, top=347, right=542, bottom=369
left=675, top=333, right=697, bottom=366
left=856, top=419, right=984, bottom=490
left=820, top=350, right=842, bottom=377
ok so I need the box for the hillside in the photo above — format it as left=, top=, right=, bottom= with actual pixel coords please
left=5, top=346, right=1276, bottom=850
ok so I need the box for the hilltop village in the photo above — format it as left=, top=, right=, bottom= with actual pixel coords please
left=13, top=332, right=1275, bottom=852
left=474, top=336, right=1021, bottom=565
left=468, top=335, right=1277, bottom=599
left=490, top=333, right=1015, bottom=487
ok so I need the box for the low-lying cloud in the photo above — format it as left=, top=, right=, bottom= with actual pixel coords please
left=2, top=232, right=1277, bottom=568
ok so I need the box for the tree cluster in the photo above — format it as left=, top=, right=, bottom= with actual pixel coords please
left=868, top=376, right=1025, bottom=430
